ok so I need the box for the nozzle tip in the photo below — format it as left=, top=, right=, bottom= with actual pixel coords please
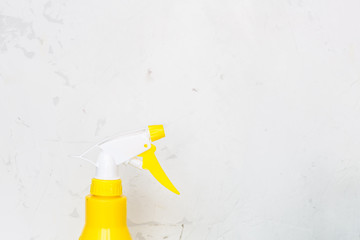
left=148, top=125, right=165, bottom=142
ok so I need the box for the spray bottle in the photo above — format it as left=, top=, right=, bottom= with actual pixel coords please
left=77, top=125, right=179, bottom=240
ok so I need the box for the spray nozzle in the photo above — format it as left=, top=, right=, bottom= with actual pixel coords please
left=148, top=125, right=165, bottom=141
left=78, top=125, right=179, bottom=195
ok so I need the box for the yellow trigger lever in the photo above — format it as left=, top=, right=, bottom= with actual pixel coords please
left=138, top=144, right=180, bottom=195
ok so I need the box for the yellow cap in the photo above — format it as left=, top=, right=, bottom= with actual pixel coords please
left=148, top=125, right=165, bottom=142
left=90, top=179, right=122, bottom=196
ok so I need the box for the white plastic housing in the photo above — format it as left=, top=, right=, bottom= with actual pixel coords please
left=95, top=152, right=119, bottom=180
left=98, top=129, right=151, bottom=165
left=92, top=128, right=152, bottom=180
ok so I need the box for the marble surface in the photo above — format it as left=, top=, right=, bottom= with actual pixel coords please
left=1, top=0, right=360, bottom=239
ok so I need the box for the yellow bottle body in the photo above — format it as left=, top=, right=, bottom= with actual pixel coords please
left=79, top=179, right=132, bottom=240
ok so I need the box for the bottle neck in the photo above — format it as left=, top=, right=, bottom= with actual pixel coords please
left=81, top=189, right=130, bottom=236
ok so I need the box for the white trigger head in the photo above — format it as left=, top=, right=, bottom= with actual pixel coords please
left=75, top=125, right=167, bottom=182
left=98, top=128, right=151, bottom=165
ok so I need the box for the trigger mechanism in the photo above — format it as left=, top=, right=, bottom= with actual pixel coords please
left=132, top=144, right=180, bottom=195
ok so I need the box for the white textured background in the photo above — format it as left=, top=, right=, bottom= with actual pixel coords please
left=1, top=0, right=360, bottom=239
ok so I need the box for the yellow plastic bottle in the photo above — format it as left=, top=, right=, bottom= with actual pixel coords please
left=77, top=125, right=179, bottom=240
left=79, top=179, right=131, bottom=240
